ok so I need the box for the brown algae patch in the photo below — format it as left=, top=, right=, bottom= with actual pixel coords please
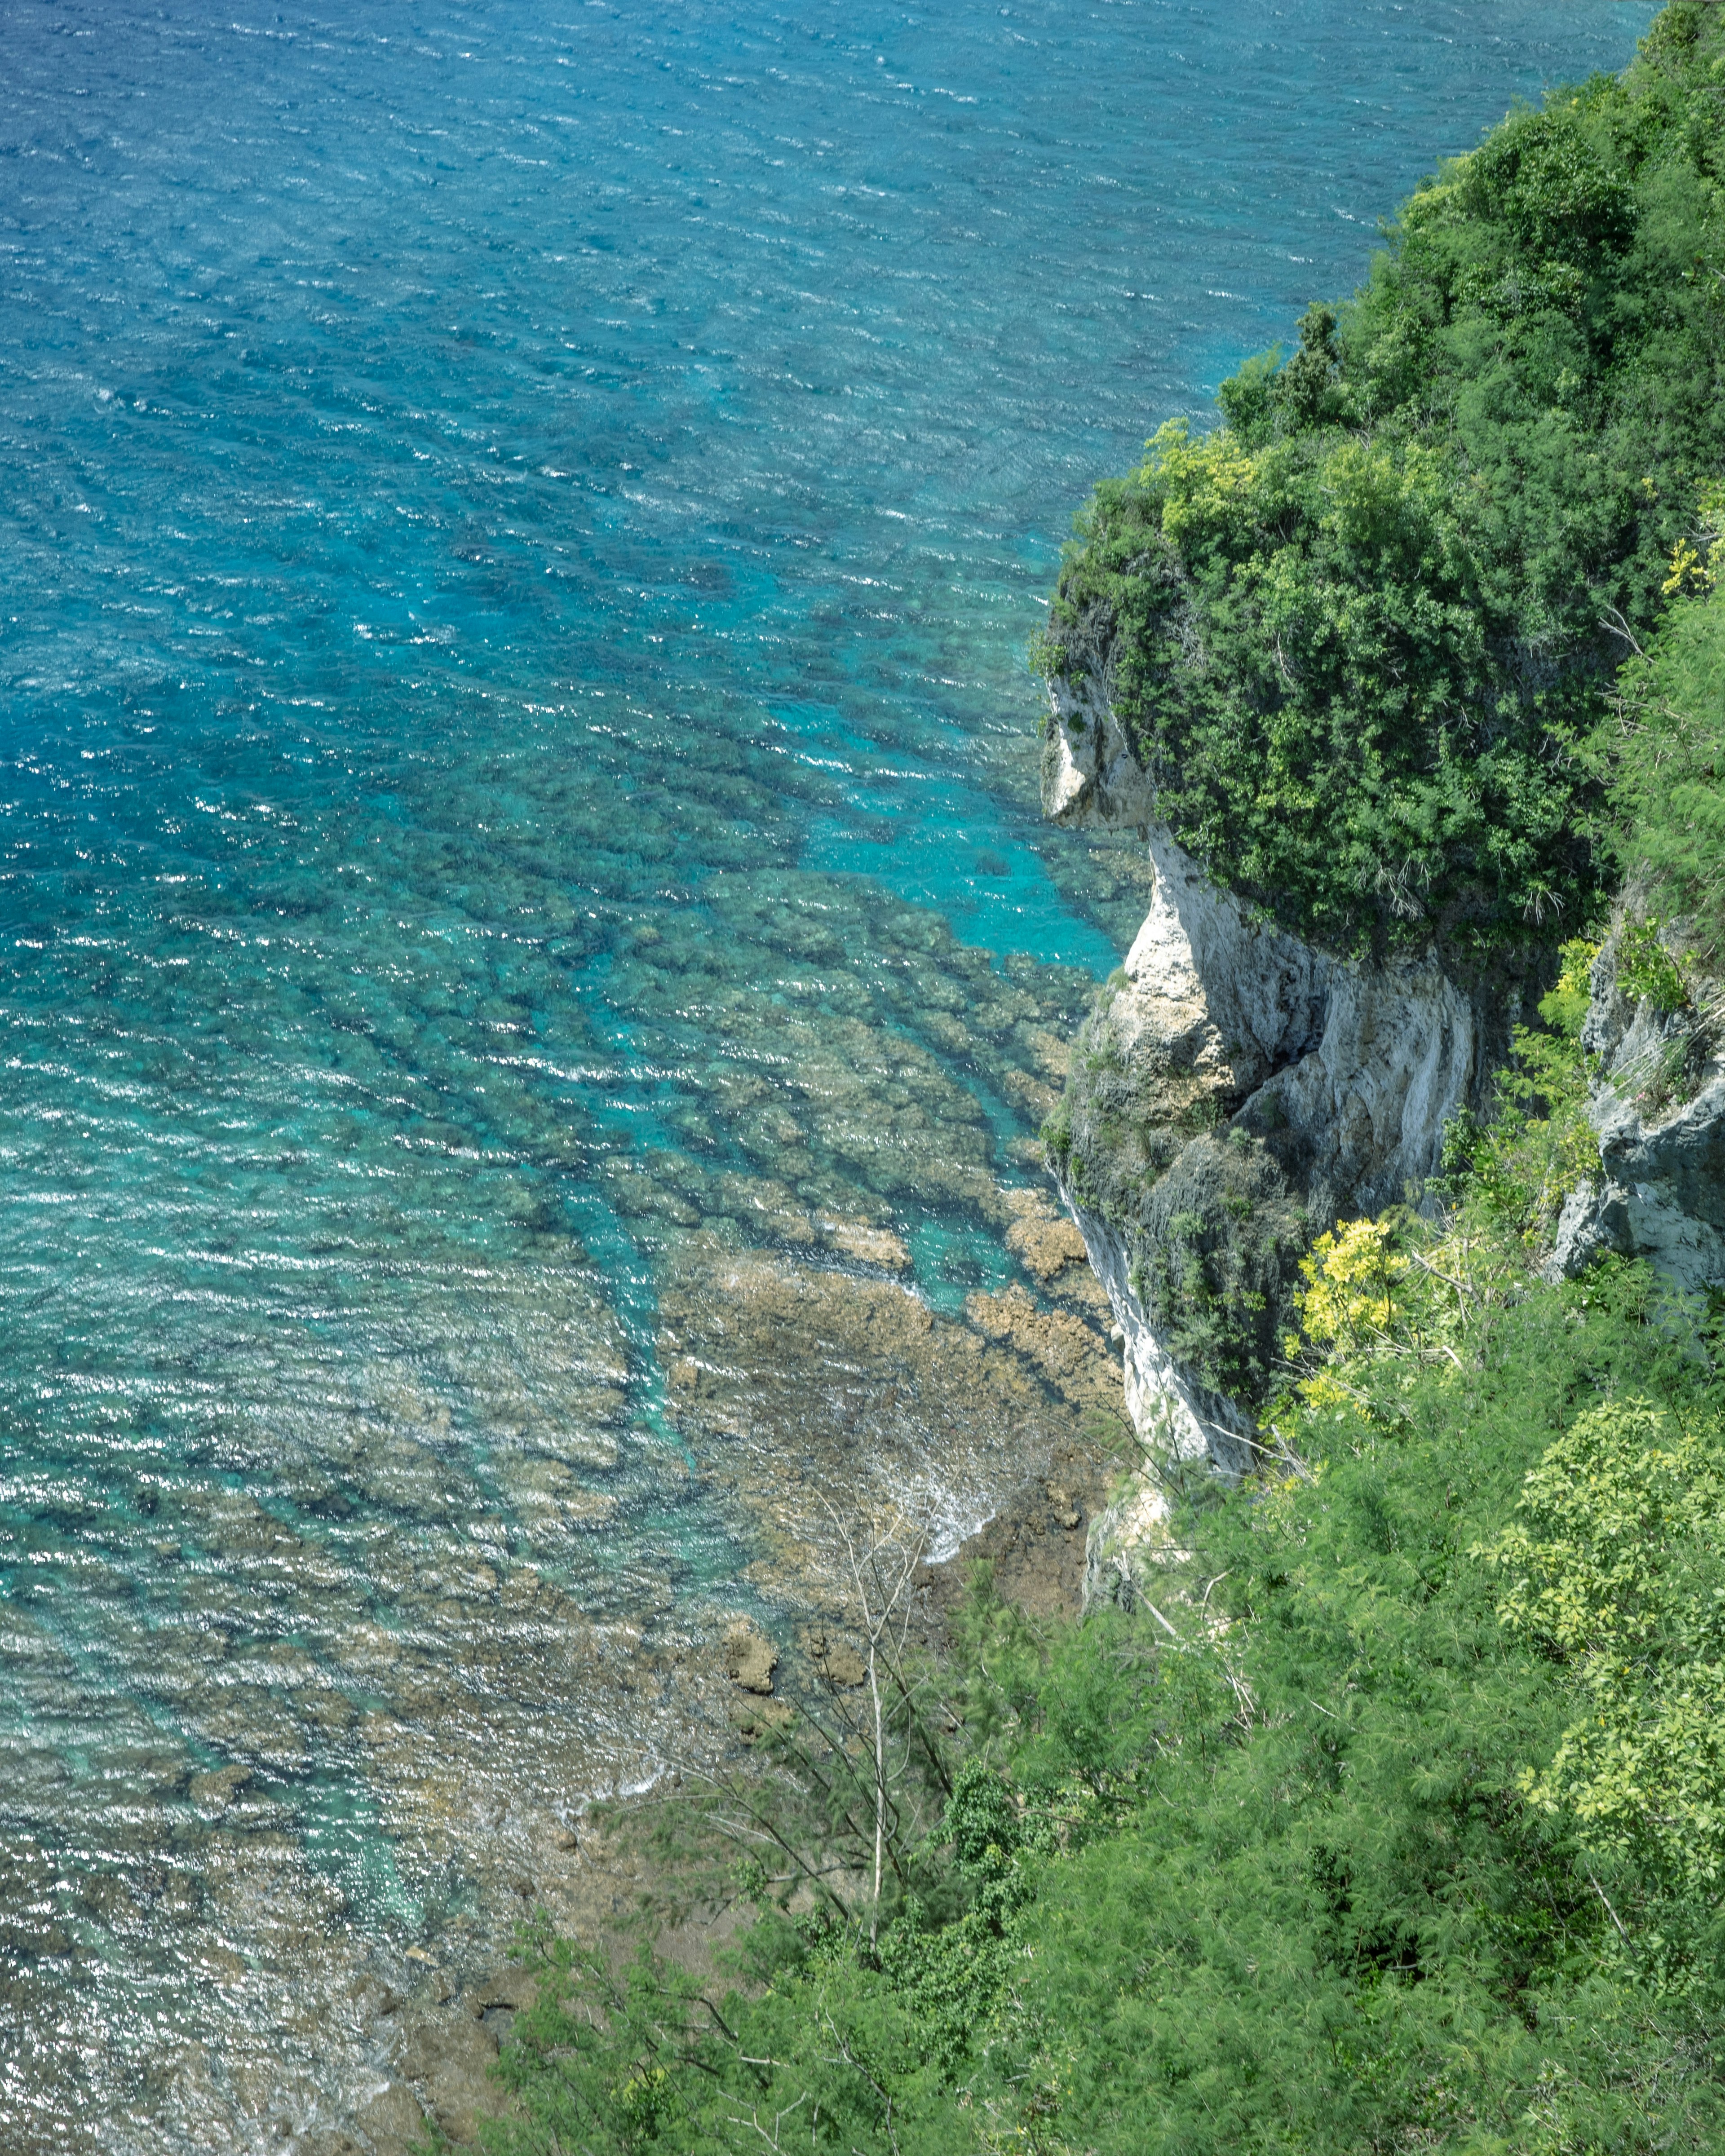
left=654, top=1211, right=1122, bottom=1607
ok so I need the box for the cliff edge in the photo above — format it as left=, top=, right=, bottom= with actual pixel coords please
left=1549, top=917, right=1725, bottom=1293
left=1049, top=689, right=1725, bottom=1604
left=1042, top=700, right=1500, bottom=1598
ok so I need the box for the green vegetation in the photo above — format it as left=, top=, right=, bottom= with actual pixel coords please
left=1607, top=486, right=1725, bottom=973
left=1037, top=501, right=1725, bottom=1416
left=473, top=1239, right=1725, bottom=2152
left=1426, top=932, right=1600, bottom=1246
left=455, top=19, right=1725, bottom=2150
left=469, top=982, right=1725, bottom=2155
left=1038, top=2, right=1725, bottom=962
left=1038, top=0, right=1725, bottom=1418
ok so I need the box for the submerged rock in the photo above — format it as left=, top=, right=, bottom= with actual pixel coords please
left=803, top=1628, right=867, bottom=1688
left=723, top=1622, right=778, bottom=1696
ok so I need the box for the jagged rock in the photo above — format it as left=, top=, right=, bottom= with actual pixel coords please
left=353, top=2081, right=429, bottom=2152
left=1053, top=822, right=1482, bottom=1471
left=1041, top=674, right=1159, bottom=829
left=188, top=1764, right=252, bottom=1811
left=1548, top=926, right=1725, bottom=1293
left=1002, top=1198, right=1090, bottom=1285
left=803, top=1628, right=868, bottom=1688
left=728, top=1695, right=794, bottom=1743
left=722, top=1621, right=778, bottom=1695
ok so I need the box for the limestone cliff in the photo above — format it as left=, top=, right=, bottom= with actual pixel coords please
left=1549, top=917, right=1725, bottom=1294
left=1045, top=694, right=1725, bottom=1607
left=1040, top=689, right=1497, bottom=1601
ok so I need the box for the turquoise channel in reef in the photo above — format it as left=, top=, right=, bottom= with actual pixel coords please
left=0, top=0, right=1654, bottom=2144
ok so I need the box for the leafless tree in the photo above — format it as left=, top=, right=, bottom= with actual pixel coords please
left=628, top=1495, right=958, bottom=1944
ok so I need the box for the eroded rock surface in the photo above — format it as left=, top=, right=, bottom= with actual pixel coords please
left=1051, top=825, right=1482, bottom=1483
left=1549, top=924, right=1725, bottom=1293
left=723, top=1621, right=779, bottom=1696
left=1041, top=672, right=1159, bottom=830
left=1040, top=702, right=1494, bottom=1587
left=654, top=1216, right=1121, bottom=1595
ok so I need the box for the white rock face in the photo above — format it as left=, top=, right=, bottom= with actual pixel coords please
left=1072, top=1183, right=1255, bottom=1478
left=1039, top=673, right=1159, bottom=829
left=1117, top=831, right=1479, bottom=1217
left=1044, top=692, right=1725, bottom=1610
left=1070, top=1188, right=1253, bottom=1612
left=1061, top=825, right=1482, bottom=1602
left=1039, top=691, right=1485, bottom=1604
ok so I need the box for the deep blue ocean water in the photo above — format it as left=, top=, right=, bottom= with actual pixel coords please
left=0, top=0, right=1654, bottom=2144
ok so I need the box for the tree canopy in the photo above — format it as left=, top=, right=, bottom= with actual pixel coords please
left=1039, top=2, right=1725, bottom=961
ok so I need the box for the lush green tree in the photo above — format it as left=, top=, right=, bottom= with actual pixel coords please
left=1039, top=2, right=1725, bottom=962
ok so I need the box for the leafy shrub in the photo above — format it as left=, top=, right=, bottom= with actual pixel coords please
left=1616, top=910, right=1697, bottom=1012
left=1491, top=1396, right=1725, bottom=1911
left=1460, top=938, right=1601, bottom=1228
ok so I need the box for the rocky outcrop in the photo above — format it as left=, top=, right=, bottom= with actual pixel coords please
left=1549, top=925, right=1725, bottom=1293
left=1041, top=671, right=1158, bottom=831
left=1047, top=699, right=1725, bottom=1607
left=1039, top=692, right=1493, bottom=1599
left=1105, top=833, right=1480, bottom=1221
left=723, top=1621, right=778, bottom=1696
left=1052, top=826, right=1487, bottom=1564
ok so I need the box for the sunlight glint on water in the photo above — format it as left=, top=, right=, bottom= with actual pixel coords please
left=0, top=0, right=1652, bottom=2144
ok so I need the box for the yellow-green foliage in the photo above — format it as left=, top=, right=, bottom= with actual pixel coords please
left=1616, top=912, right=1698, bottom=1015
left=1434, top=935, right=1601, bottom=1248
left=1491, top=1398, right=1725, bottom=1901
left=1294, top=1217, right=1408, bottom=1354
left=1661, top=478, right=1725, bottom=598
left=1535, top=933, right=1599, bottom=1039
left=1286, top=1217, right=1413, bottom=1414
left=1283, top=1206, right=1526, bottom=1425
left=1282, top=938, right=1602, bottom=1415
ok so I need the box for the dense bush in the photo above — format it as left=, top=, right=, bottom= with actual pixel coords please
left=474, top=1247, right=1725, bottom=2155
left=1039, top=1, right=1725, bottom=961
left=1606, top=487, right=1725, bottom=970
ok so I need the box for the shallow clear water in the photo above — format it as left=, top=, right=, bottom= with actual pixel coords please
left=0, top=0, right=1653, bottom=2144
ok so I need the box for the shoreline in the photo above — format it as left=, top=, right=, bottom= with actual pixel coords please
left=304, top=1392, right=1125, bottom=2156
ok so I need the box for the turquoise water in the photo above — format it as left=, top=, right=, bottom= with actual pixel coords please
left=0, top=0, right=1654, bottom=2145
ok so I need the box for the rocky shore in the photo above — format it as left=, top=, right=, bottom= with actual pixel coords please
left=1039, top=674, right=1725, bottom=1613
left=310, top=1404, right=1128, bottom=2156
